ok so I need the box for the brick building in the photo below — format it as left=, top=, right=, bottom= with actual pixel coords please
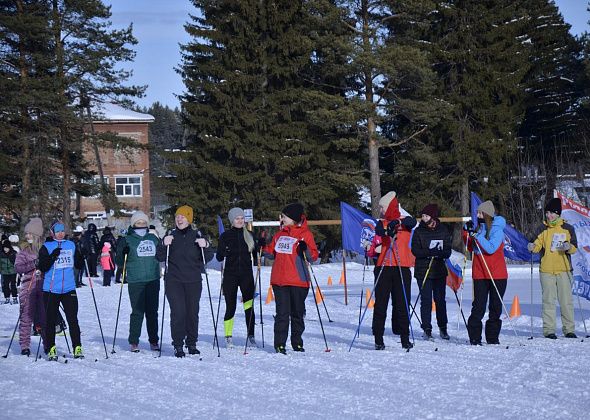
left=77, top=103, right=154, bottom=224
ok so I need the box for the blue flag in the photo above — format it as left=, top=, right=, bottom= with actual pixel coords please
left=470, top=192, right=539, bottom=262
left=340, top=202, right=377, bottom=254
left=217, top=215, right=225, bottom=235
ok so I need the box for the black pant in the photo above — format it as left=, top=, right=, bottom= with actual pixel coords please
left=103, top=270, right=113, bottom=286
left=272, top=285, right=308, bottom=349
left=43, top=291, right=81, bottom=351
left=115, top=266, right=123, bottom=283
left=467, top=279, right=507, bottom=344
left=2, top=274, right=17, bottom=298
left=223, top=273, right=255, bottom=337
left=416, top=276, right=448, bottom=331
left=166, top=280, right=202, bottom=348
left=86, top=254, right=98, bottom=277
left=372, top=266, right=412, bottom=344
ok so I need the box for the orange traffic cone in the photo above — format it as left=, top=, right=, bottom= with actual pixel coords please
left=315, top=286, right=324, bottom=304
left=509, top=295, right=521, bottom=318
left=327, top=275, right=333, bottom=286
left=265, top=286, right=274, bottom=304
left=432, top=299, right=436, bottom=312
left=366, top=289, right=375, bottom=309
left=339, top=271, right=345, bottom=285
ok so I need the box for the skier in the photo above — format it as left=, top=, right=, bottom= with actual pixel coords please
left=0, top=239, right=18, bottom=304
left=116, top=211, right=161, bottom=352
left=156, top=205, right=214, bottom=357
left=371, top=191, right=417, bottom=350
left=260, top=203, right=319, bottom=354
left=410, top=204, right=452, bottom=340
left=215, top=207, right=257, bottom=349
left=71, top=226, right=86, bottom=287
left=527, top=198, right=578, bottom=339
left=81, top=223, right=100, bottom=277
left=38, top=221, right=84, bottom=360
left=463, top=200, right=508, bottom=345
left=14, top=218, right=46, bottom=356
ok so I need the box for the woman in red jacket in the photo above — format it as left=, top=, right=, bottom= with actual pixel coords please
left=262, top=203, right=319, bottom=354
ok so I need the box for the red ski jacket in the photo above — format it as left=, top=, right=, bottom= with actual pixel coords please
left=263, top=217, right=319, bottom=288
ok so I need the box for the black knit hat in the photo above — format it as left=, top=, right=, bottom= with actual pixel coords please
left=544, top=198, right=562, bottom=215
left=282, top=203, right=304, bottom=223
left=2, top=239, right=11, bottom=249
left=421, top=203, right=439, bottom=219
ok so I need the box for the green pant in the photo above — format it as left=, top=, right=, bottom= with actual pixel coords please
left=540, top=272, right=575, bottom=336
left=128, top=280, right=160, bottom=345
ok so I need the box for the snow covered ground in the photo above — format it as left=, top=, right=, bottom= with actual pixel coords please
left=1, top=261, right=589, bottom=419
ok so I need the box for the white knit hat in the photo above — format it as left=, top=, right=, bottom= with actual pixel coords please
left=130, top=211, right=149, bottom=226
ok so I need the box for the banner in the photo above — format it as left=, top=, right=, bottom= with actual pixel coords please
left=556, top=191, right=590, bottom=301
left=470, top=193, right=539, bottom=262
left=340, top=202, right=376, bottom=254
left=217, top=215, right=225, bottom=235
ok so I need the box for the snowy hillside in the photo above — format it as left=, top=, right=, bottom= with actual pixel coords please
left=1, top=262, right=589, bottom=419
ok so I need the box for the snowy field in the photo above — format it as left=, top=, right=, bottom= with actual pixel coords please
left=1, top=260, right=589, bottom=419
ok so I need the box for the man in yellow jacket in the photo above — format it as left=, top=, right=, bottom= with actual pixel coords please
left=528, top=198, right=578, bottom=339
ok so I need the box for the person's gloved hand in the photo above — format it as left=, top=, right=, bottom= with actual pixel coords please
left=257, top=237, right=266, bottom=248
left=123, top=245, right=130, bottom=255
left=361, top=240, right=372, bottom=251
left=463, top=221, right=475, bottom=233
left=298, top=240, right=307, bottom=257
left=527, top=243, right=535, bottom=252
left=50, top=248, right=61, bottom=260
left=561, top=242, right=571, bottom=251
left=375, top=221, right=386, bottom=237
left=163, top=235, right=174, bottom=246
left=386, top=220, right=399, bottom=238
left=195, top=238, right=208, bottom=248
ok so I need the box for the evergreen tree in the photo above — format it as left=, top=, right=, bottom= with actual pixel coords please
left=176, top=0, right=363, bottom=235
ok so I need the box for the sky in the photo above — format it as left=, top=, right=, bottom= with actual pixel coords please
left=106, top=0, right=589, bottom=110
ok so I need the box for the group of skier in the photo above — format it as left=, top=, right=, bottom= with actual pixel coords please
left=3, top=190, right=581, bottom=360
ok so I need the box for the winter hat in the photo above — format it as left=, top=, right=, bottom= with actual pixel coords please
left=51, top=221, right=65, bottom=234
left=8, top=234, right=19, bottom=243
left=421, top=203, right=439, bottom=219
left=544, top=198, right=562, bottom=216
left=2, top=239, right=11, bottom=250
left=228, top=207, right=245, bottom=224
left=102, top=242, right=111, bottom=249
left=175, top=205, right=194, bottom=223
left=88, top=223, right=97, bottom=233
left=477, top=200, right=495, bottom=218
left=103, top=226, right=111, bottom=234
left=379, top=191, right=396, bottom=210
left=130, top=211, right=150, bottom=227
left=281, top=203, right=304, bottom=223
left=24, top=218, right=43, bottom=238
left=74, top=226, right=84, bottom=233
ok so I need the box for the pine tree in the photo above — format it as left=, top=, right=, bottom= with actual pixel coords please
left=176, top=0, right=364, bottom=235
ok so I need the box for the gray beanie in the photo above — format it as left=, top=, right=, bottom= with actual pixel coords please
left=477, top=200, right=495, bottom=217
left=228, top=207, right=245, bottom=224
left=24, top=217, right=44, bottom=238
left=130, top=211, right=149, bottom=227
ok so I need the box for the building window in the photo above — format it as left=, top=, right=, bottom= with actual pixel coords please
left=115, top=175, right=142, bottom=197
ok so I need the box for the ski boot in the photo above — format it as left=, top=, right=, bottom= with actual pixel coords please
left=74, top=346, right=84, bottom=359
left=47, top=346, right=58, bottom=361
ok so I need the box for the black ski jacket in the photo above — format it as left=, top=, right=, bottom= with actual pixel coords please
left=411, top=221, right=452, bottom=280
left=216, top=227, right=254, bottom=278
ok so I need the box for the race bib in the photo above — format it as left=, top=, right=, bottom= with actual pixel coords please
left=137, top=240, right=156, bottom=257
left=429, top=240, right=443, bottom=250
left=275, top=236, right=298, bottom=254
left=550, top=233, right=567, bottom=252
left=54, top=249, right=74, bottom=269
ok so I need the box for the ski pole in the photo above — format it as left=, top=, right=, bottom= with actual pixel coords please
left=213, top=258, right=224, bottom=349
left=357, top=252, right=369, bottom=338
left=158, top=244, right=169, bottom=358
left=36, top=256, right=57, bottom=362
left=566, top=269, right=589, bottom=338
left=529, top=253, right=534, bottom=340
left=458, top=238, right=470, bottom=331
left=302, top=253, right=331, bottom=352
left=201, top=246, right=220, bottom=357
left=111, top=253, right=128, bottom=353
left=409, top=257, right=434, bottom=326
left=256, top=249, right=265, bottom=348
left=3, top=269, right=37, bottom=358
left=84, top=257, right=109, bottom=359
left=58, top=305, right=71, bottom=354
left=472, top=240, right=522, bottom=345
left=305, top=255, right=333, bottom=322
left=452, top=289, right=468, bottom=330
left=392, top=240, right=415, bottom=349
left=349, top=259, right=388, bottom=351
left=243, top=249, right=264, bottom=354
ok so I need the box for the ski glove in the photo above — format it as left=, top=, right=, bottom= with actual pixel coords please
left=375, top=221, right=386, bottom=237
left=527, top=243, right=535, bottom=252
left=298, top=241, right=307, bottom=257
left=386, top=220, right=400, bottom=237
left=463, top=221, right=475, bottom=233
left=257, top=237, right=267, bottom=248
left=561, top=242, right=571, bottom=251
left=50, top=248, right=61, bottom=260
left=123, top=245, right=130, bottom=255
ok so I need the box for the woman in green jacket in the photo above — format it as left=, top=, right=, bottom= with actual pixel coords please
left=116, top=211, right=161, bottom=352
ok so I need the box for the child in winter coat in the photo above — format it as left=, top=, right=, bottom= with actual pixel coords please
left=463, top=200, right=508, bottom=345
left=115, top=211, right=161, bottom=352
left=216, top=207, right=257, bottom=349
left=528, top=198, right=577, bottom=339
left=100, top=242, right=115, bottom=286
left=261, top=203, right=319, bottom=354
left=0, top=239, right=18, bottom=304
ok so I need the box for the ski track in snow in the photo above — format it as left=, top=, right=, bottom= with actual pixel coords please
left=1, top=263, right=589, bottom=419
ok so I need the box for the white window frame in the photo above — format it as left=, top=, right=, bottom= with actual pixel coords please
left=114, top=174, right=143, bottom=198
